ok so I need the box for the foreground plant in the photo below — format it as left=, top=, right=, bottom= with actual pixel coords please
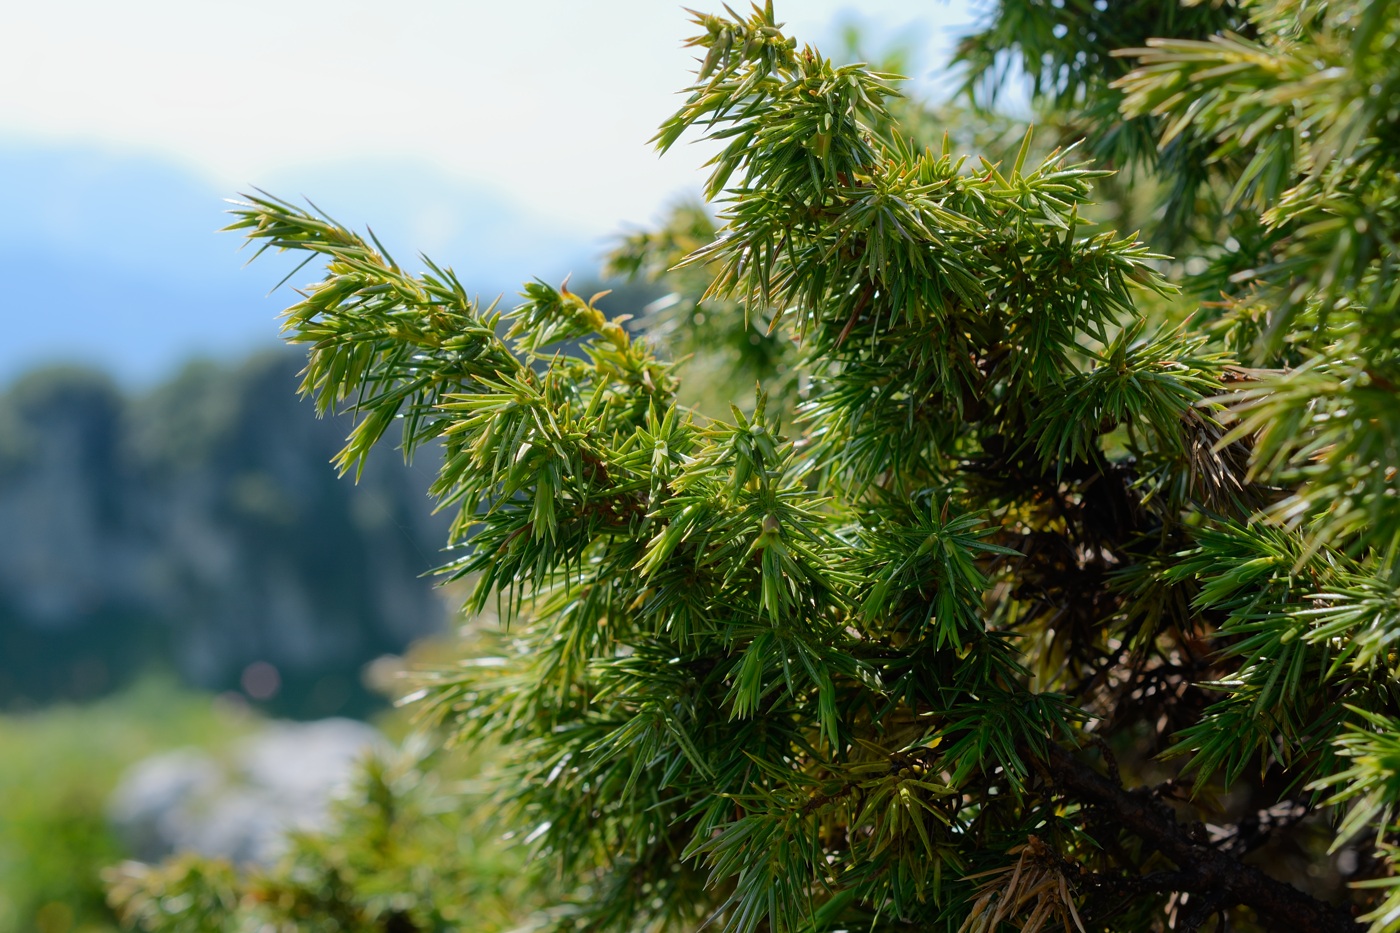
left=113, top=2, right=1400, bottom=931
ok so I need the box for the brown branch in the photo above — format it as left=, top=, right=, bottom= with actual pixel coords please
left=835, top=282, right=874, bottom=348
left=1364, top=368, right=1397, bottom=392
left=1040, top=742, right=1359, bottom=932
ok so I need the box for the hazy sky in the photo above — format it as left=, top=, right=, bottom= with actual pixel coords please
left=5, top=1, right=977, bottom=240
left=0, top=2, right=983, bottom=381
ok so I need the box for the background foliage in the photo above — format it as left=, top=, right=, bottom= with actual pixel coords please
left=0, top=353, right=449, bottom=718
left=0, top=679, right=251, bottom=933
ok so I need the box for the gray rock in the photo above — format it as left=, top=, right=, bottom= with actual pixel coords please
left=110, top=717, right=386, bottom=866
left=108, top=748, right=223, bottom=863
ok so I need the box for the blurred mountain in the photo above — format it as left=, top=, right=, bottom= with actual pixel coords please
left=0, top=351, right=452, bottom=718
left=0, top=141, right=596, bottom=384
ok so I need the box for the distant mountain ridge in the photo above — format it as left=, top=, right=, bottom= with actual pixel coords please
left=0, top=140, right=595, bottom=384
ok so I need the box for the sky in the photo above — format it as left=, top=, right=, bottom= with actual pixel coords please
left=1, top=1, right=979, bottom=384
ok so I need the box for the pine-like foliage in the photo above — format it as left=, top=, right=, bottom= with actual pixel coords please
left=112, top=2, right=1400, bottom=931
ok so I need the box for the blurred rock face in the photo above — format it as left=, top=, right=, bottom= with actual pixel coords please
left=0, top=351, right=450, bottom=716
left=109, top=718, right=385, bottom=865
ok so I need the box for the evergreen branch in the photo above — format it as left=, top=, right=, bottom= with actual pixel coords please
left=116, top=4, right=1400, bottom=931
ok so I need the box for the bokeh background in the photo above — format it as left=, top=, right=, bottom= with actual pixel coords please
left=0, top=3, right=975, bottom=930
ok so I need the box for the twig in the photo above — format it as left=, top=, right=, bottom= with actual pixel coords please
left=1040, top=743, right=1359, bottom=933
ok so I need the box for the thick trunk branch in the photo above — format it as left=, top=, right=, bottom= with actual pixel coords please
left=1041, top=742, right=1360, bottom=933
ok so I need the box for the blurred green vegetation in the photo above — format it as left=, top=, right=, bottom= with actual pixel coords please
left=0, top=615, right=534, bottom=933
left=0, top=665, right=531, bottom=933
left=107, top=747, right=533, bottom=933
left=0, top=677, right=254, bottom=933
left=103, top=622, right=536, bottom=933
